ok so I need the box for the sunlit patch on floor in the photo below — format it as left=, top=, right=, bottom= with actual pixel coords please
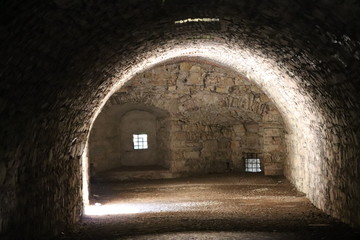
left=85, top=203, right=141, bottom=215
left=84, top=201, right=217, bottom=216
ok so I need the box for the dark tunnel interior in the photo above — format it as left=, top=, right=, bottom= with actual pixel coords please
left=1, top=0, right=360, bottom=239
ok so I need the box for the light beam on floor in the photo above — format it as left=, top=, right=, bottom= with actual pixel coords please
left=84, top=201, right=216, bottom=216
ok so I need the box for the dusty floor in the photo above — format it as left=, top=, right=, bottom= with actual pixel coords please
left=56, top=173, right=359, bottom=239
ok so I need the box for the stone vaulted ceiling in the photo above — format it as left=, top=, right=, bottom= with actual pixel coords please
left=1, top=0, right=360, bottom=238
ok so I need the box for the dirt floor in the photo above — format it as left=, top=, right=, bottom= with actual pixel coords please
left=56, top=173, right=359, bottom=240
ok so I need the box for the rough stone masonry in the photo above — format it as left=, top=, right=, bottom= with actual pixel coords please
left=90, top=61, right=286, bottom=176
left=0, top=0, right=360, bottom=238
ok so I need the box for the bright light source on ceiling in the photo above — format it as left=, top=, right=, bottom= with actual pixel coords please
left=175, top=18, right=219, bottom=24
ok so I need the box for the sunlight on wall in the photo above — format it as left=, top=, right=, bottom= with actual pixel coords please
left=82, top=142, right=89, bottom=206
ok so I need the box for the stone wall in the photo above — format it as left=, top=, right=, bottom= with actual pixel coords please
left=90, top=62, right=286, bottom=176
left=89, top=105, right=170, bottom=174
left=171, top=123, right=233, bottom=174
left=1, top=0, right=360, bottom=237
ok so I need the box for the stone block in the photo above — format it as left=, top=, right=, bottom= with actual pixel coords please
left=203, top=140, right=218, bottom=151
left=205, top=86, right=215, bottom=91
left=185, top=142, right=202, bottom=149
left=245, top=134, right=259, bottom=146
left=219, top=77, right=234, bottom=86
left=233, top=124, right=246, bottom=135
left=264, top=165, right=283, bottom=176
left=231, top=140, right=241, bottom=150
left=180, top=62, right=192, bottom=71
left=184, top=151, right=200, bottom=159
left=218, top=139, right=230, bottom=150
left=263, top=143, right=282, bottom=152
left=205, top=75, right=218, bottom=86
left=173, top=131, right=187, bottom=140
left=245, top=123, right=259, bottom=133
left=189, top=65, right=202, bottom=73
left=182, top=125, right=198, bottom=131
left=168, top=86, right=177, bottom=91
left=172, top=160, right=187, bottom=171
left=176, top=71, right=189, bottom=86
left=201, top=149, right=211, bottom=157
left=171, top=140, right=186, bottom=148
left=187, top=71, right=204, bottom=85
left=263, top=128, right=282, bottom=137
left=215, top=86, right=228, bottom=93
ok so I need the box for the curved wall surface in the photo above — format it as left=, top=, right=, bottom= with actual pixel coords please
left=1, top=0, right=359, bottom=237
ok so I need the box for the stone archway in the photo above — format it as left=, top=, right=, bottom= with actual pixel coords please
left=2, top=1, right=360, bottom=237
left=88, top=103, right=171, bottom=182
left=82, top=42, right=323, bottom=216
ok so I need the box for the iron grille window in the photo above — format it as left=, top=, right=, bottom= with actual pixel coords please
left=244, top=153, right=261, bottom=172
left=133, top=134, right=148, bottom=150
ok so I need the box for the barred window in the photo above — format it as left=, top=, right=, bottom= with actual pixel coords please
left=133, top=134, right=148, bottom=150
left=244, top=153, right=261, bottom=172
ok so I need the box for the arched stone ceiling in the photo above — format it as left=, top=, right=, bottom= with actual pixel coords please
left=1, top=0, right=360, bottom=237
left=105, top=60, right=282, bottom=125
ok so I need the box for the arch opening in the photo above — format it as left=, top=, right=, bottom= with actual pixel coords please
left=2, top=1, right=360, bottom=237
left=89, top=104, right=171, bottom=183
left=82, top=41, right=325, bottom=217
